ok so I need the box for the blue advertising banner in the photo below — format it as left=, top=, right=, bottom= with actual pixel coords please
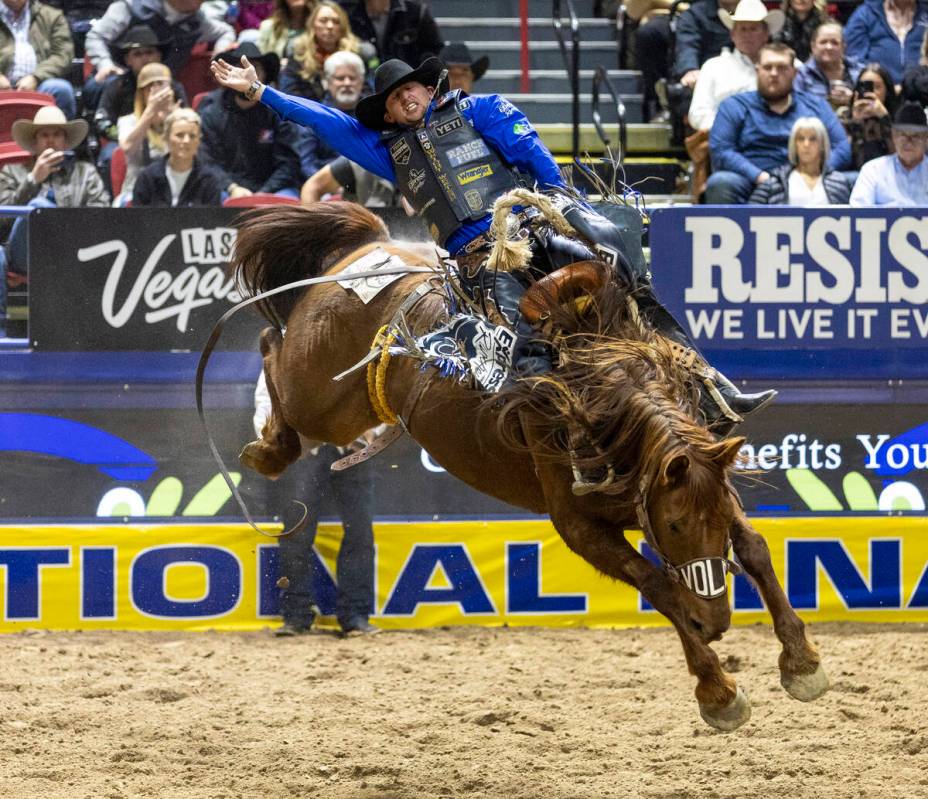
left=649, top=207, right=928, bottom=379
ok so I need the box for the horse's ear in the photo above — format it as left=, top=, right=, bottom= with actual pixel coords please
left=662, top=453, right=690, bottom=486
left=716, top=436, right=747, bottom=468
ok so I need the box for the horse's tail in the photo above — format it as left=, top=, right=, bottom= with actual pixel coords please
left=230, top=201, right=390, bottom=327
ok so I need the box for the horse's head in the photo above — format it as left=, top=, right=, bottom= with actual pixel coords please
left=639, top=436, right=745, bottom=642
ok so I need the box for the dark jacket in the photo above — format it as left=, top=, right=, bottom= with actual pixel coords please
left=674, top=0, right=732, bottom=78
left=748, top=163, right=851, bottom=204
left=844, top=114, right=894, bottom=169
left=278, top=61, right=325, bottom=102
left=131, top=154, right=224, bottom=206
left=93, top=73, right=188, bottom=140
left=342, top=0, right=442, bottom=67
left=845, top=0, right=928, bottom=84
left=773, top=7, right=829, bottom=63
left=197, top=89, right=301, bottom=194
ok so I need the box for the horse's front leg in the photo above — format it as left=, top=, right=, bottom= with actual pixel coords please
left=730, top=510, right=829, bottom=702
left=553, top=512, right=751, bottom=731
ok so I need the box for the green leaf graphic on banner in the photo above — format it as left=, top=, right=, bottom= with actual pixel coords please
left=841, top=472, right=879, bottom=511
left=182, top=473, right=241, bottom=516
left=786, top=468, right=843, bottom=511
left=147, top=477, right=184, bottom=516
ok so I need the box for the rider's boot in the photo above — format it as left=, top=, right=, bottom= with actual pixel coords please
left=638, top=292, right=777, bottom=436
left=486, top=269, right=553, bottom=378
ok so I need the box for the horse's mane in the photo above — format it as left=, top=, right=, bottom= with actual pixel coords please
left=496, top=275, right=739, bottom=513
left=230, top=202, right=389, bottom=327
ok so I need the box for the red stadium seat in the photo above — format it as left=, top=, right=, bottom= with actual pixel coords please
left=0, top=91, right=55, bottom=142
left=192, top=91, right=209, bottom=111
left=0, top=140, right=32, bottom=165
left=223, top=193, right=301, bottom=207
left=176, top=43, right=217, bottom=104
left=110, top=146, right=128, bottom=197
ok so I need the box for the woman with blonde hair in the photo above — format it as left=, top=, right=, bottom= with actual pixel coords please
left=749, top=117, right=851, bottom=205
left=256, top=0, right=315, bottom=61
left=279, top=0, right=362, bottom=100
left=115, top=62, right=179, bottom=205
left=132, top=108, right=225, bottom=207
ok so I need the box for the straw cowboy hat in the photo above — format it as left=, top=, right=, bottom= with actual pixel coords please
left=439, top=42, right=489, bottom=82
left=719, top=0, right=784, bottom=36
left=356, top=56, right=444, bottom=131
left=11, top=106, right=88, bottom=153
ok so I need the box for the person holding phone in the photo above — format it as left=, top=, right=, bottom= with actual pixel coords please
left=0, top=105, right=109, bottom=335
left=843, top=63, right=899, bottom=169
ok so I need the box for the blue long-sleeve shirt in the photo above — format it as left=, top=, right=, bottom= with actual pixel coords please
left=845, top=0, right=928, bottom=85
left=709, top=90, right=851, bottom=181
left=261, top=86, right=566, bottom=253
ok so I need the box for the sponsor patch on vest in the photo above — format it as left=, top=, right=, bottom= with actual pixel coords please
left=457, top=164, right=493, bottom=185
left=446, top=139, right=491, bottom=168
left=390, top=138, right=411, bottom=165
left=416, top=129, right=434, bottom=151
left=464, top=189, right=483, bottom=211
left=433, top=115, right=464, bottom=137
left=407, top=167, right=426, bottom=195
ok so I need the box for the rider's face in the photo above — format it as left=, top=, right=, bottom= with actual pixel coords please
left=383, top=81, right=433, bottom=127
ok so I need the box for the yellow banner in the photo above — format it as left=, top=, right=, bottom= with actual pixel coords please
left=1, top=517, right=926, bottom=632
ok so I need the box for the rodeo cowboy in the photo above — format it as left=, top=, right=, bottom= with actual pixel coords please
left=210, top=54, right=775, bottom=434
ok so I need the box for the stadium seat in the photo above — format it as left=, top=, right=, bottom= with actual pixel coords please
left=222, top=193, right=301, bottom=207
left=0, top=140, right=32, bottom=165
left=110, top=146, right=127, bottom=197
left=0, top=91, right=55, bottom=143
left=176, top=43, right=217, bottom=104
left=192, top=91, right=208, bottom=111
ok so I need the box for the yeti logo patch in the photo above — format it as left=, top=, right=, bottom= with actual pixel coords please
left=433, top=115, right=463, bottom=137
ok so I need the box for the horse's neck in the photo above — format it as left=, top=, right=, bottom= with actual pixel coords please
left=325, top=240, right=442, bottom=276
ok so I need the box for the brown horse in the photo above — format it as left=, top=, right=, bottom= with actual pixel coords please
left=228, top=200, right=828, bottom=730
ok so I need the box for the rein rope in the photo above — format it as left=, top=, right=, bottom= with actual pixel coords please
left=367, top=324, right=399, bottom=424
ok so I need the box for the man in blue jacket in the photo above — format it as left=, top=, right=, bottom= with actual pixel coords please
left=707, top=42, right=851, bottom=203
left=211, top=53, right=776, bottom=434
left=845, top=0, right=928, bottom=85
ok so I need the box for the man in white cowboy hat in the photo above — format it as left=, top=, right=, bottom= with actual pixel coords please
left=688, top=0, right=783, bottom=130
left=0, top=105, right=109, bottom=335
left=851, top=101, right=928, bottom=206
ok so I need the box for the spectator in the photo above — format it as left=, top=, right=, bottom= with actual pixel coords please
left=255, top=0, right=313, bottom=60
left=675, top=0, right=737, bottom=89
left=342, top=0, right=441, bottom=70
left=688, top=0, right=781, bottom=131
left=707, top=42, right=851, bottom=203
left=0, top=106, right=109, bottom=334
left=439, top=41, right=488, bottom=95
left=772, top=0, right=829, bottom=62
left=0, top=0, right=76, bottom=118
left=132, top=107, right=223, bottom=204
left=115, top=61, right=178, bottom=204
left=749, top=116, right=851, bottom=204
left=83, top=0, right=235, bottom=111
left=253, top=371, right=380, bottom=637
left=296, top=50, right=365, bottom=179
left=794, top=22, right=862, bottom=107
left=279, top=0, right=361, bottom=101
left=845, top=63, right=899, bottom=168
left=850, top=101, right=928, bottom=204
left=300, top=153, right=394, bottom=204
left=200, top=43, right=301, bottom=197
left=232, top=0, right=274, bottom=39
left=901, top=26, right=928, bottom=103
left=845, top=0, right=928, bottom=85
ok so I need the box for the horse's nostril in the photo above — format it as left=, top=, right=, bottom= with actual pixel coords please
left=690, top=617, right=704, bottom=634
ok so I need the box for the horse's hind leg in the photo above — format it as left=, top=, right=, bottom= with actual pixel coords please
left=240, top=327, right=302, bottom=480
left=730, top=511, right=829, bottom=702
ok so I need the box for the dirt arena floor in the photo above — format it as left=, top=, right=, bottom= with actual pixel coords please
left=1, top=622, right=926, bottom=798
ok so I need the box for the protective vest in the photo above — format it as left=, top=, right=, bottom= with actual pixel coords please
left=382, top=90, right=520, bottom=244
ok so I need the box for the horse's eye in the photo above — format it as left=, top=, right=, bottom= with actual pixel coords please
left=668, top=520, right=682, bottom=534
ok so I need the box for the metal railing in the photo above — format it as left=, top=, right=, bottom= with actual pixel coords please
left=552, top=0, right=581, bottom=160
left=591, top=65, right=627, bottom=163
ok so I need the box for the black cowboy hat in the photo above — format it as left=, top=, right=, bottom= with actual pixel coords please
left=356, top=56, right=443, bottom=131
left=892, top=101, right=928, bottom=133
left=214, top=42, right=281, bottom=86
left=112, top=24, right=170, bottom=66
left=439, top=42, right=489, bottom=82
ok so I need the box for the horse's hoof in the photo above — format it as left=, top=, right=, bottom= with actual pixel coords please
left=240, top=441, right=283, bottom=480
left=781, top=663, right=829, bottom=702
left=699, top=686, right=751, bottom=731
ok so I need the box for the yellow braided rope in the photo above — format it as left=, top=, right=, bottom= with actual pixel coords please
left=366, top=325, right=398, bottom=425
